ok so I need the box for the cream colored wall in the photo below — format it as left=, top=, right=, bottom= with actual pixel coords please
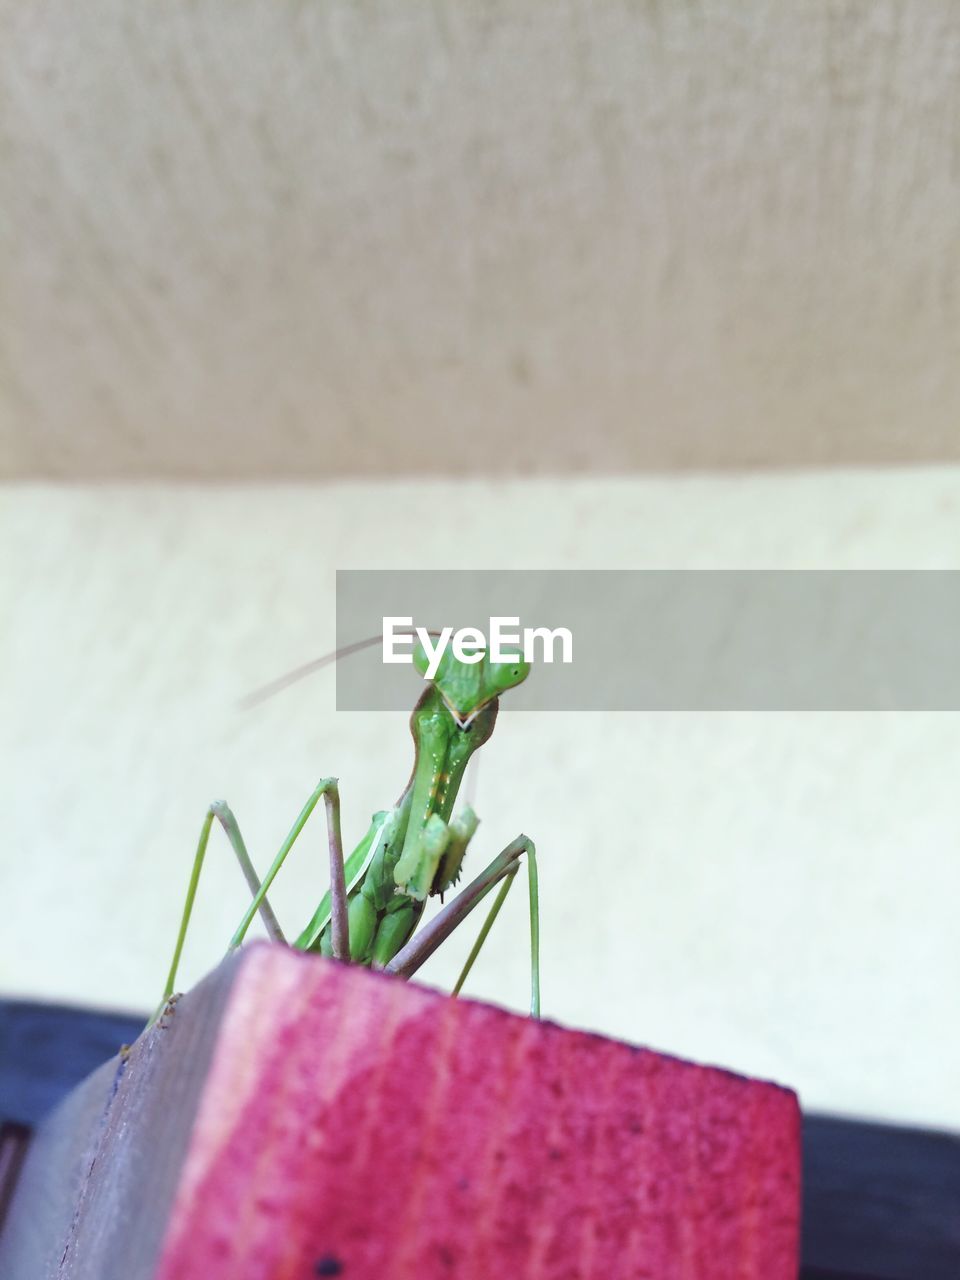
left=4, top=0, right=960, bottom=477
left=4, top=0, right=959, bottom=1136
left=2, top=471, right=958, bottom=1130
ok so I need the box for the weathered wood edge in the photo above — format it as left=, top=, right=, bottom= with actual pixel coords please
left=0, top=951, right=245, bottom=1280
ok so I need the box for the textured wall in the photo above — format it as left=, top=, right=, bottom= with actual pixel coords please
left=2, top=471, right=959, bottom=1130
left=3, top=1, right=960, bottom=477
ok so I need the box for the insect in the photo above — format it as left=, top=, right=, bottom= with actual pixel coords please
left=156, top=639, right=540, bottom=1022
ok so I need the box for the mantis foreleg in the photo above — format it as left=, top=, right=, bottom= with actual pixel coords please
left=384, top=836, right=541, bottom=1017
left=155, top=801, right=285, bottom=1023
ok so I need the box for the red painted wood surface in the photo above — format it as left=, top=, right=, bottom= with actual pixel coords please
left=155, top=945, right=800, bottom=1280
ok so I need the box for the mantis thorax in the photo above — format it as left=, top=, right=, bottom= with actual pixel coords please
left=392, top=650, right=530, bottom=901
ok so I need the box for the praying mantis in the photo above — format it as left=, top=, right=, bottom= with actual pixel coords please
left=157, top=639, right=540, bottom=1023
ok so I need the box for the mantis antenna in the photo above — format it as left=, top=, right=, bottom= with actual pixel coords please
left=238, top=629, right=444, bottom=709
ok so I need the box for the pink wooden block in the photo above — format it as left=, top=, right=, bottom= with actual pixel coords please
left=155, top=945, right=800, bottom=1280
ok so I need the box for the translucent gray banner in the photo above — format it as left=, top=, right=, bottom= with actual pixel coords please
left=335, top=570, right=960, bottom=711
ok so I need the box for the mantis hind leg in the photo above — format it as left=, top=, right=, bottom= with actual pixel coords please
left=452, top=840, right=540, bottom=1018
left=154, top=801, right=285, bottom=1024
left=230, top=778, right=349, bottom=963
left=385, top=836, right=541, bottom=1018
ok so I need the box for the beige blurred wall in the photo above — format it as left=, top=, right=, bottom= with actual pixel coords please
left=3, top=2, right=959, bottom=1132
left=3, top=0, right=960, bottom=477
left=2, top=472, right=959, bottom=1130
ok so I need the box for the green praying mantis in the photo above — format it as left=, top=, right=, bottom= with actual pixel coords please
left=157, top=638, right=540, bottom=1023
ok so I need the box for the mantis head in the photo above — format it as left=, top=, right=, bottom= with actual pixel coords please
left=413, top=641, right=530, bottom=724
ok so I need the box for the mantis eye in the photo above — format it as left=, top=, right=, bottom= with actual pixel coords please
left=481, top=657, right=530, bottom=702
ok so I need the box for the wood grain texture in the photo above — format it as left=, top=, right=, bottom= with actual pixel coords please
left=3, top=1, right=960, bottom=478
left=156, top=947, right=801, bottom=1279
left=0, top=944, right=801, bottom=1280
